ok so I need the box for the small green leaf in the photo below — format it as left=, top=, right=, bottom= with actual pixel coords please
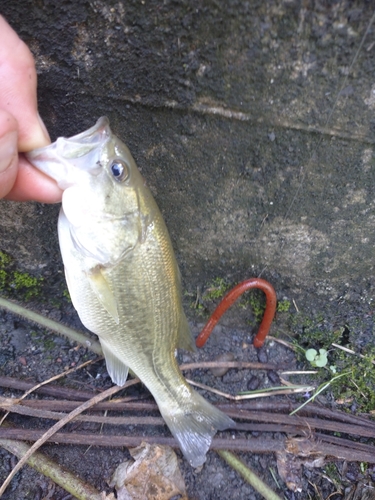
left=315, top=355, right=328, bottom=367
left=305, top=348, right=317, bottom=362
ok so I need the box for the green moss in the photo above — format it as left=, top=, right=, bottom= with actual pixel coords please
left=0, top=251, right=12, bottom=292
left=11, top=271, right=43, bottom=299
left=0, top=269, right=7, bottom=291
left=323, top=463, right=341, bottom=489
left=329, top=345, right=375, bottom=413
left=62, top=288, right=72, bottom=302
left=0, top=251, right=11, bottom=267
left=243, top=289, right=266, bottom=323
left=202, top=277, right=230, bottom=301
left=286, top=308, right=375, bottom=413
left=276, top=300, right=291, bottom=313
left=0, top=249, right=44, bottom=300
left=42, top=337, right=56, bottom=350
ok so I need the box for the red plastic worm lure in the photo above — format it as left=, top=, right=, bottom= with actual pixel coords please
left=195, top=278, right=277, bottom=349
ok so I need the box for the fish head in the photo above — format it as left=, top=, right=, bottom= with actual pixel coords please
left=27, top=117, right=148, bottom=266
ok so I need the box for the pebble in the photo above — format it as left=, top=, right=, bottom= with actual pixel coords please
left=9, top=327, right=29, bottom=352
left=257, top=348, right=268, bottom=364
left=210, top=352, right=235, bottom=377
left=267, top=370, right=280, bottom=384
left=247, top=376, right=260, bottom=391
left=18, top=356, right=27, bottom=366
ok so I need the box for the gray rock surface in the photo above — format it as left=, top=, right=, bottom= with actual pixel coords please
left=1, top=1, right=374, bottom=308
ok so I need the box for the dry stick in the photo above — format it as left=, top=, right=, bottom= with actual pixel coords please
left=0, top=359, right=100, bottom=426
left=0, top=397, right=164, bottom=427
left=2, top=375, right=374, bottom=430
left=0, top=436, right=108, bottom=500
left=187, top=378, right=314, bottom=400
left=0, top=379, right=139, bottom=497
left=0, top=297, right=103, bottom=355
left=2, top=428, right=375, bottom=463
left=267, top=336, right=296, bottom=351
left=217, top=401, right=375, bottom=429
left=3, top=399, right=375, bottom=442
left=332, top=342, right=375, bottom=365
left=218, top=450, right=282, bottom=500
left=221, top=409, right=375, bottom=439
left=0, top=375, right=103, bottom=401
left=315, top=433, right=375, bottom=456
left=180, top=361, right=285, bottom=371
left=1, top=375, right=373, bottom=430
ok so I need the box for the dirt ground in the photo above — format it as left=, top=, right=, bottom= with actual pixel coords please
left=0, top=283, right=374, bottom=499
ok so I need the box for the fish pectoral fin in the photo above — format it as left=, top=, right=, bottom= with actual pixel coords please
left=177, top=312, right=196, bottom=352
left=100, top=338, right=129, bottom=386
left=87, top=267, right=119, bottom=324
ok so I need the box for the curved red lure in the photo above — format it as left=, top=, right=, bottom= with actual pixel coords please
left=195, top=278, right=277, bottom=349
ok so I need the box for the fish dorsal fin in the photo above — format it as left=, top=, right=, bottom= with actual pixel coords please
left=100, top=338, right=129, bottom=386
left=177, top=312, right=196, bottom=352
left=87, top=267, right=119, bottom=324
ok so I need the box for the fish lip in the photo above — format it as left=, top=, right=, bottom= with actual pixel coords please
left=26, top=117, right=112, bottom=185
left=27, top=116, right=111, bottom=160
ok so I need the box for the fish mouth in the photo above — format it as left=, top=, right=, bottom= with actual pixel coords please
left=26, top=117, right=112, bottom=187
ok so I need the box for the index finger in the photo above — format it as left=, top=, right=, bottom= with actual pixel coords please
left=0, top=16, right=50, bottom=151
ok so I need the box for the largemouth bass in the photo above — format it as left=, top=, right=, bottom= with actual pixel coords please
left=27, top=117, right=234, bottom=467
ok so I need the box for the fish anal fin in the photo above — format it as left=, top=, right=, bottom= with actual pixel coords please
left=177, top=312, right=196, bottom=352
left=87, top=267, right=119, bottom=324
left=100, top=338, right=129, bottom=386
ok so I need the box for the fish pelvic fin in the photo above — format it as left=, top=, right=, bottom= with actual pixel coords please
left=160, top=391, right=235, bottom=467
left=177, top=312, right=196, bottom=352
left=100, top=338, right=129, bottom=386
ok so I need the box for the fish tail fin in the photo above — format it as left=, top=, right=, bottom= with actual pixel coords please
left=160, top=391, right=235, bottom=467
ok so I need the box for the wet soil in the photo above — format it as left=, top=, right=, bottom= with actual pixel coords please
left=0, top=286, right=374, bottom=499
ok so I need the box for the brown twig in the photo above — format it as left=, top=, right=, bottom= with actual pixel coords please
left=0, top=428, right=374, bottom=463
left=1, top=375, right=374, bottom=429
left=3, top=398, right=375, bottom=445
left=186, top=378, right=314, bottom=400
left=0, top=359, right=100, bottom=426
left=217, top=401, right=375, bottom=428
left=180, top=361, right=286, bottom=371
left=0, top=379, right=139, bottom=497
left=221, top=409, right=375, bottom=439
left=0, top=375, right=103, bottom=401
left=0, top=396, right=164, bottom=427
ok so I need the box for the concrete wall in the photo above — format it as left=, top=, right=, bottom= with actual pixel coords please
left=1, top=0, right=375, bottom=309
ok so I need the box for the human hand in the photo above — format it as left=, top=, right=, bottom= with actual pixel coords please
left=0, top=16, right=62, bottom=202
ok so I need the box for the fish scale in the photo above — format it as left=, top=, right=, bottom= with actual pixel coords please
left=27, top=116, right=234, bottom=467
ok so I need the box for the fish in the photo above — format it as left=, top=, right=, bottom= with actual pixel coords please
left=27, top=117, right=234, bottom=467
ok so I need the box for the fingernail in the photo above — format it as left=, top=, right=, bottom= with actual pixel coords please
left=0, top=131, right=17, bottom=173
left=37, top=113, right=51, bottom=145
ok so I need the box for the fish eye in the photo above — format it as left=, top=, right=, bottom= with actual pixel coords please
left=110, top=159, right=129, bottom=182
